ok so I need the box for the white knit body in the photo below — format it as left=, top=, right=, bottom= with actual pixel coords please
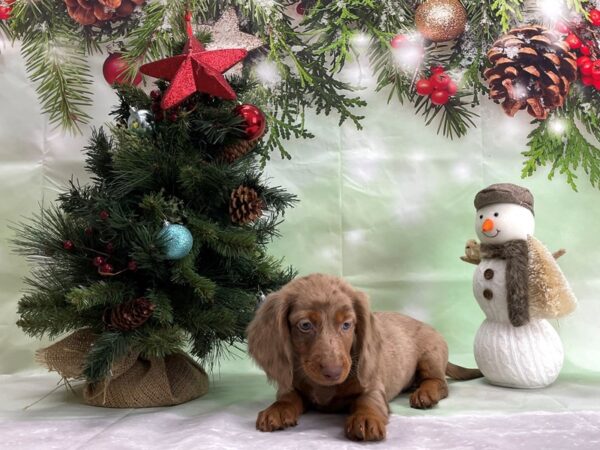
left=473, top=257, right=564, bottom=389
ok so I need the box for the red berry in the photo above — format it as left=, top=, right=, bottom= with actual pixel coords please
left=296, top=2, right=305, bottom=15
left=93, top=256, right=106, bottom=267
left=415, top=79, right=433, bottom=96
left=106, top=242, right=115, bottom=253
left=430, top=90, right=450, bottom=106
left=430, top=72, right=451, bottom=90
left=592, top=61, right=600, bottom=79
left=431, top=66, right=446, bottom=75
left=555, top=22, right=569, bottom=34
left=566, top=34, right=581, bottom=49
left=581, top=45, right=591, bottom=56
left=99, top=263, right=114, bottom=274
left=577, top=56, right=591, bottom=67
left=128, top=260, right=138, bottom=271
left=581, top=75, right=594, bottom=86
left=84, top=226, right=94, bottom=236
left=150, top=90, right=161, bottom=100
left=390, top=34, right=406, bottom=49
left=580, top=61, right=593, bottom=76
left=63, top=240, right=74, bottom=250
left=168, top=111, right=178, bottom=122
left=0, top=5, right=12, bottom=20
left=589, top=9, right=600, bottom=26
left=99, top=210, right=109, bottom=220
left=446, top=81, right=458, bottom=96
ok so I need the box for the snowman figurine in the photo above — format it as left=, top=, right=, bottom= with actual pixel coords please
left=462, top=183, right=577, bottom=388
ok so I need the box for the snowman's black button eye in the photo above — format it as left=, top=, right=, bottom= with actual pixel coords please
left=494, top=212, right=499, bottom=217
left=479, top=215, right=483, bottom=219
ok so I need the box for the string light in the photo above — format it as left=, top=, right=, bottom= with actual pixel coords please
left=549, top=118, right=566, bottom=134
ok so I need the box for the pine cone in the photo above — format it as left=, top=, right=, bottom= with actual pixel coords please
left=103, top=297, right=155, bottom=331
left=230, top=186, right=264, bottom=224
left=221, top=140, right=258, bottom=163
left=64, top=0, right=144, bottom=25
left=484, top=25, right=577, bottom=120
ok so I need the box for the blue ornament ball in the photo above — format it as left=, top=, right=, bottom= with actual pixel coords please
left=159, top=223, right=193, bottom=260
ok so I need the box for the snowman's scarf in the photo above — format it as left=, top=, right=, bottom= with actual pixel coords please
left=480, top=239, right=530, bottom=327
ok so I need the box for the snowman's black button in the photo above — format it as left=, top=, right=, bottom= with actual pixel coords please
left=484, top=269, right=494, bottom=280
left=483, top=289, right=493, bottom=300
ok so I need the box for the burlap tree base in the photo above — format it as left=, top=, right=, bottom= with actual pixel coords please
left=37, top=329, right=208, bottom=408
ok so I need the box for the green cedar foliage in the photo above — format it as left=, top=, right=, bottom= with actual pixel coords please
left=13, top=80, right=296, bottom=382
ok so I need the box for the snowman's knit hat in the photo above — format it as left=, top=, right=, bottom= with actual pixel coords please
left=474, top=183, right=534, bottom=215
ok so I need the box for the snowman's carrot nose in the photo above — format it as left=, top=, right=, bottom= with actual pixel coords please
left=482, top=218, right=495, bottom=233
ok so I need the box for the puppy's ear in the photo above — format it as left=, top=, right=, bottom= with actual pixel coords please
left=352, top=288, right=382, bottom=386
left=247, top=290, right=294, bottom=392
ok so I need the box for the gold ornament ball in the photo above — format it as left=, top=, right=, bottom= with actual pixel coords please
left=415, top=0, right=467, bottom=42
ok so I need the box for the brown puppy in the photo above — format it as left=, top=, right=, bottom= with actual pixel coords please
left=247, top=273, right=481, bottom=441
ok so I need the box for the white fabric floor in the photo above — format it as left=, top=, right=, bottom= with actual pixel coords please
left=1, top=371, right=599, bottom=450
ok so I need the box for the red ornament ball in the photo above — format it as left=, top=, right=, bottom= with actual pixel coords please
left=431, top=73, right=451, bottom=90
left=390, top=34, right=407, bottom=49
left=589, top=9, right=600, bottom=26
left=128, top=260, right=138, bottom=271
left=99, top=263, right=114, bottom=274
left=234, top=104, right=266, bottom=141
left=63, top=240, right=74, bottom=250
left=103, top=53, right=142, bottom=86
left=0, top=4, right=12, bottom=20
left=93, top=256, right=106, bottom=267
left=416, top=79, right=433, bottom=96
left=430, top=89, right=450, bottom=106
left=565, top=34, right=581, bottom=50
left=580, top=61, right=593, bottom=76
left=99, top=210, right=109, bottom=220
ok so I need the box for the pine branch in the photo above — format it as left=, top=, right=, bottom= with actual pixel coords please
left=490, top=0, right=524, bottom=32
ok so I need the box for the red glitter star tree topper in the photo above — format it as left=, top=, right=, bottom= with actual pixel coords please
left=140, top=11, right=247, bottom=109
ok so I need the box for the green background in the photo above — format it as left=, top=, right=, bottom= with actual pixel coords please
left=1, top=42, right=599, bottom=382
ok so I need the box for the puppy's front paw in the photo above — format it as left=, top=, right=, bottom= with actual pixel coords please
left=256, top=401, right=299, bottom=432
left=345, top=412, right=387, bottom=441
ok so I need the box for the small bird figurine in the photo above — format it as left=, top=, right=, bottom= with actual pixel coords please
left=462, top=183, right=577, bottom=388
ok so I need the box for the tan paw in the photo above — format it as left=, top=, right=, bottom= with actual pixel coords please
left=256, top=402, right=299, bottom=432
left=410, top=387, right=440, bottom=409
left=345, top=412, right=387, bottom=441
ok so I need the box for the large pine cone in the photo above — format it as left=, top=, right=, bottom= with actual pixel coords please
left=484, top=25, right=577, bottom=120
left=64, top=0, right=144, bottom=26
left=221, top=140, right=258, bottom=163
left=230, top=186, right=264, bottom=224
left=104, top=297, right=155, bottom=331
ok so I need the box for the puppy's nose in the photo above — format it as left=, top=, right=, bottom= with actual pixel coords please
left=320, top=364, right=343, bottom=381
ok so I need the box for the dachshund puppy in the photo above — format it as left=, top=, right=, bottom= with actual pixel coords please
left=247, top=273, right=481, bottom=441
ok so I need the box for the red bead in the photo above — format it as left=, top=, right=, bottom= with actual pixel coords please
left=99, top=210, right=109, bottom=220
left=106, top=242, right=115, bottom=253
left=415, top=79, right=433, bottom=96
left=577, top=56, right=591, bottom=67
left=296, top=1, right=305, bottom=15
left=390, top=34, right=406, bottom=49
left=0, top=5, right=11, bottom=20
left=431, top=66, right=446, bottom=75
left=446, top=81, right=458, bottom=96
left=128, top=260, right=138, bottom=271
left=430, top=73, right=451, bottom=90
left=592, top=61, right=600, bottom=79
left=84, top=226, right=94, bottom=236
left=93, top=256, right=106, bottom=267
left=580, top=61, right=593, bottom=76
left=63, top=240, right=74, bottom=250
left=589, top=9, right=600, bottom=26
left=99, top=263, right=114, bottom=274
left=555, top=22, right=569, bottom=34
left=103, top=53, right=143, bottom=86
left=581, top=45, right=591, bottom=56
left=565, top=34, right=581, bottom=50
left=234, top=104, right=267, bottom=141
left=581, top=75, right=594, bottom=86
left=430, top=90, right=450, bottom=106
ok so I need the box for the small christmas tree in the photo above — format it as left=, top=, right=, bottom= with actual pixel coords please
left=13, top=26, right=295, bottom=407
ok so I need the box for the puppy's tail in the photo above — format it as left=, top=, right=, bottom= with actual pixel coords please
left=445, top=362, right=483, bottom=381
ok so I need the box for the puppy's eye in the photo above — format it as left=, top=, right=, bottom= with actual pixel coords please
left=341, top=322, right=352, bottom=331
left=298, top=320, right=313, bottom=332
